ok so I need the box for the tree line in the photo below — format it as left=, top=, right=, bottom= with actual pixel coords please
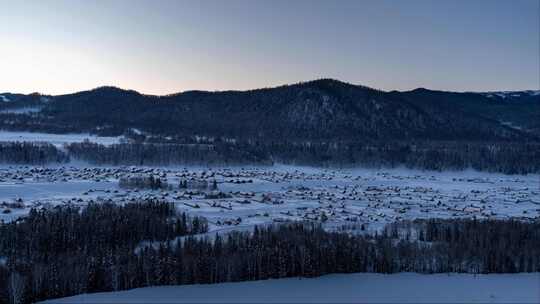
left=0, top=200, right=538, bottom=303
left=0, top=142, right=68, bottom=165
left=0, top=201, right=207, bottom=304
left=266, top=140, right=540, bottom=174
left=1, top=139, right=539, bottom=174
left=65, top=142, right=270, bottom=166
left=68, top=140, right=540, bottom=174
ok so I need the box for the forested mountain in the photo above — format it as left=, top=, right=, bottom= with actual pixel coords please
left=0, top=93, right=51, bottom=105
left=1, top=80, right=539, bottom=171
left=395, top=88, right=540, bottom=137
left=1, top=79, right=539, bottom=141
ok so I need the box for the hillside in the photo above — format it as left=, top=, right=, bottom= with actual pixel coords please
left=1, top=79, right=538, bottom=142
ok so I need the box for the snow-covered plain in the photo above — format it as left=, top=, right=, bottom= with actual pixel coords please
left=41, top=272, right=540, bottom=303
left=0, top=130, right=124, bottom=147
left=1, top=166, right=539, bottom=233
left=0, top=106, right=43, bottom=114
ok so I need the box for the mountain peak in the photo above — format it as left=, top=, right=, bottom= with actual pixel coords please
left=90, top=86, right=140, bottom=94
left=295, top=78, right=379, bottom=93
left=303, top=78, right=349, bottom=86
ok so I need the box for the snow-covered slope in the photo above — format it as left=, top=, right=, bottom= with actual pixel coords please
left=480, top=90, right=540, bottom=100
left=41, top=273, right=540, bottom=303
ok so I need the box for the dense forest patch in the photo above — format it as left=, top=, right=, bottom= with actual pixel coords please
left=0, top=201, right=538, bottom=303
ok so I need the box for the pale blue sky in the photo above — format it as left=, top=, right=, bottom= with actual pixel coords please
left=1, top=0, right=538, bottom=94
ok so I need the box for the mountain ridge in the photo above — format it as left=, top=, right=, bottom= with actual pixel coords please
left=4, top=78, right=538, bottom=97
left=0, top=79, right=539, bottom=142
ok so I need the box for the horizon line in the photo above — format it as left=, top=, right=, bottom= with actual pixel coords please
left=2, top=78, right=539, bottom=97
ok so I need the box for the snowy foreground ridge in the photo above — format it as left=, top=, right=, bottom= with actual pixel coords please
left=42, top=273, right=540, bottom=303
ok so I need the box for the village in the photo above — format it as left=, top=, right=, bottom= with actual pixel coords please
left=0, top=165, right=539, bottom=232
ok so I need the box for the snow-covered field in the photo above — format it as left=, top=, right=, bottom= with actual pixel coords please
left=0, top=106, right=43, bottom=114
left=41, top=272, right=540, bottom=303
left=1, top=165, right=539, bottom=233
left=0, top=130, right=124, bottom=146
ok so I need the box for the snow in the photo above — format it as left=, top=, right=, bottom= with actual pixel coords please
left=1, top=166, right=539, bottom=230
left=0, top=106, right=43, bottom=114
left=130, top=128, right=143, bottom=135
left=481, top=90, right=540, bottom=99
left=41, top=272, right=540, bottom=303
left=40, top=96, right=51, bottom=103
left=0, top=131, right=124, bottom=147
left=500, top=121, right=523, bottom=130
left=0, top=180, right=115, bottom=202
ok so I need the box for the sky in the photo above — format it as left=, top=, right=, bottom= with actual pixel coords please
left=1, top=0, right=538, bottom=95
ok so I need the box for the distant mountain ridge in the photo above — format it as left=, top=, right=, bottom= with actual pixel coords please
left=1, top=79, right=539, bottom=142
